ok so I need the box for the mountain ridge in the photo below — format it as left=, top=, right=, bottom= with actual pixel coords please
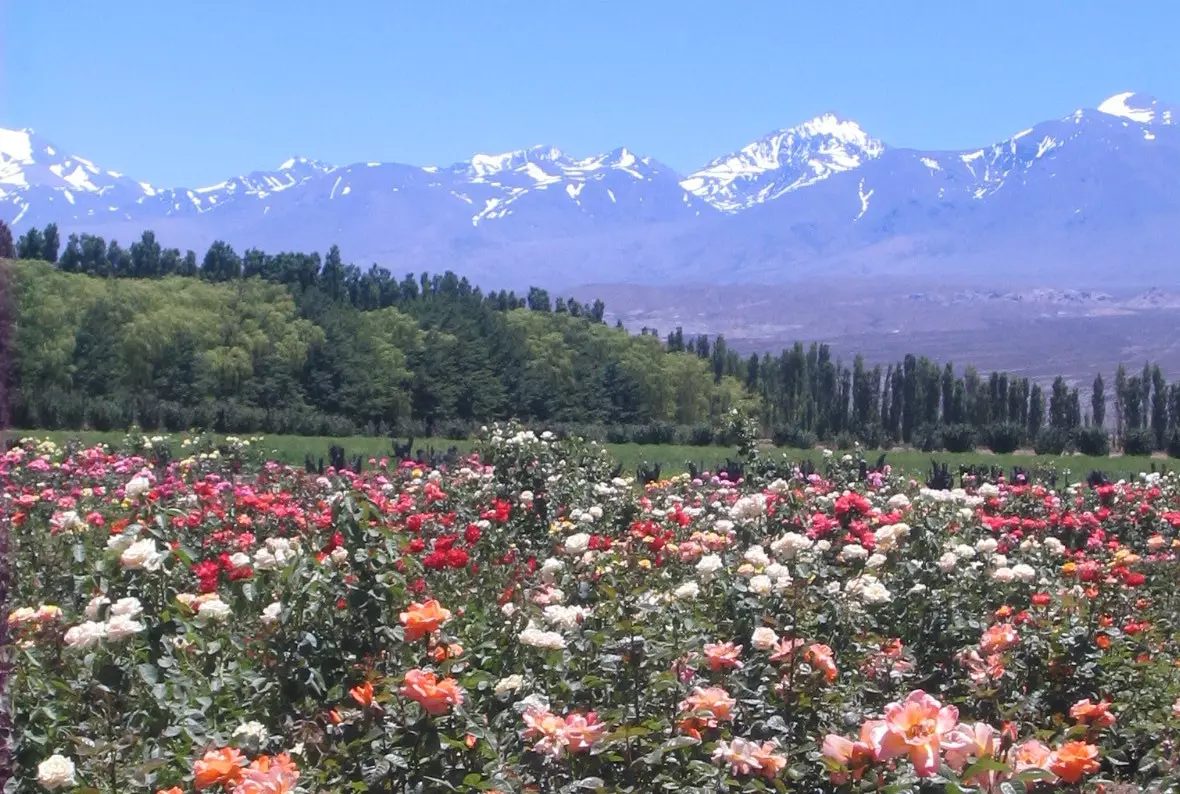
left=3, top=91, right=1178, bottom=289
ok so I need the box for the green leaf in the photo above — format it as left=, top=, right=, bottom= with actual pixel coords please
left=137, top=663, right=158, bottom=685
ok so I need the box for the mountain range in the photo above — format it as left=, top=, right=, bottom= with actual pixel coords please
left=3, top=91, right=1179, bottom=290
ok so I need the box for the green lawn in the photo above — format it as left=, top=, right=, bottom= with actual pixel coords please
left=8, top=429, right=1168, bottom=480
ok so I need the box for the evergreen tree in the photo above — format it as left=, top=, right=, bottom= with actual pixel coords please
left=58, top=235, right=83, bottom=272
left=1151, top=365, right=1168, bottom=447
left=42, top=224, right=60, bottom=263
left=15, top=226, right=44, bottom=260
left=131, top=230, right=163, bottom=278
left=1028, top=383, right=1045, bottom=439
left=0, top=220, right=13, bottom=259
left=1091, top=372, right=1105, bottom=427
left=1114, top=363, right=1127, bottom=441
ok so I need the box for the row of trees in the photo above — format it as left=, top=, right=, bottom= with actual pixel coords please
left=2, top=218, right=1178, bottom=454
left=665, top=326, right=1180, bottom=454
left=5, top=243, right=750, bottom=438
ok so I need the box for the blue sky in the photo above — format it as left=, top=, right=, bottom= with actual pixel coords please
left=2, top=1, right=1178, bottom=187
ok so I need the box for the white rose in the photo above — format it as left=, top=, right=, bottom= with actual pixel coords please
left=233, top=720, right=268, bottom=743
left=729, top=494, right=766, bottom=521
left=1043, top=537, right=1066, bottom=556
left=518, top=624, right=567, bottom=650
left=991, top=567, right=1016, bottom=583
left=865, top=553, right=887, bottom=570
left=672, top=581, right=700, bottom=600
left=564, top=533, right=591, bottom=556
left=197, top=597, right=232, bottom=623
left=64, top=621, right=107, bottom=649
left=543, top=604, right=590, bottom=630
left=37, top=754, right=77, bottom=790
left=229, top=552, right=252, bottom=569
left=105, top=614, right=146, bottom=642
left=975, top=538, right=998, bottom=555
left=106, top=530, right=138, bottom=554
left=840, top=543, right=869, bottom=562
left=120, top=538, right=164, bottom=571
left=748, top=574, right=772, bottom=595
left=494, top=674, right=524, bottom=696
left=751, top=626, right=779, bottom=650
left=743, top=545, right=770, bottom=568
left=501, top=602, right=518, bottom=618
left=330, top=547, right=349, bottom=565
left=770, top=532, right=812, bottom=559
left=860, top=581, right=893, bottom=604
left=696, top=555, right=723, bottom=580
left=1011, top=563, right=1037, bottom=582
left=84, top=595, right=111, bottom=621
left=887, top=493, right=910, bottom=509
left=938, top=552, right=958, bottom=572
left=953, top=544, right=976, bottom=559
left=261, top=602, right=282, bottom=625
left=125, top=475, right=151, bottom=499
left=110, top=597, right=143, bottom=619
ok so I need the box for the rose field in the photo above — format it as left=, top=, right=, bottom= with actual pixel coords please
left=6, top=423, right=1180, bottom=793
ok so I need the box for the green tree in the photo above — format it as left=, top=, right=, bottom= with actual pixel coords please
left=1091, top=372, right=1105, bottom=427
left=42, top=224, right=60, bottom=263
left=0, top=220, right=13, bottom=259
left=15, top=226, right=44, bottom=260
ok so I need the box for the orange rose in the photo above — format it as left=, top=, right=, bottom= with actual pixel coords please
left=236, top=753, right=299, bottom=794
left=157, top=789, right=184, bottom=794
left=399, top=599, right=452, bottom=642
left=400, top=668, right=465, bottom=715
left=1070, top=698, right=1116, bottom=728
left=193, top=747, right=246, bottom=790
left=979, top=623, right=1019, bottom=655
left=804, top=643, right=838, bottom=683
left=703, top=642, right=744, bottom=671
left=1048, top=741, right=1100, bottom=784
left=349, top=681, right=375, bottom=707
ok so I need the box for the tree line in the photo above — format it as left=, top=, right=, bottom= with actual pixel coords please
left=1, top=221, right=752, bottom=440
left=1, top=219, right=1178, bottom=455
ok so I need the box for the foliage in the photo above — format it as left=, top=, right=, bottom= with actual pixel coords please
left=1122, top=428, right=1156, bottom=457
left=940, top=423, right=978, bottom=453
left=5, top=259, right=744, bottom=437
left=1074, top=426, right=1112, bottom=457
left=984, top=422, right=1024, bottom=454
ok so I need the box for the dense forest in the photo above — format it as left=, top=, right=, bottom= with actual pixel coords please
left=2, top=219, right=1179, bottom=455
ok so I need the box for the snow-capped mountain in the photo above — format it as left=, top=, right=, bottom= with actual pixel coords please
left=680, top=113, right=885, bottom=211
left=3, top=92, right=1180, bottom=289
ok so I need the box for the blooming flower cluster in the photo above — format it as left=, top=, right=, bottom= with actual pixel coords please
left=8, top=425, right=1180, bottom=791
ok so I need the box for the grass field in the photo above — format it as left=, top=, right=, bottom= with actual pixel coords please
left=9, top=428, right=1171, bottom=480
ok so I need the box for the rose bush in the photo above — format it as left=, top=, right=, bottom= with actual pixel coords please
left=6, top=425, right=1180, bottom=792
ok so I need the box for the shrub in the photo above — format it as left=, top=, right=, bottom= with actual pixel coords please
left=1072, top=426, right=1111, bottom=457
left=1122, top=427, right=1156, bottom=456
left=686, top=423, right=715, bottom=446
left=984, top=422, right=1023, bottom=454
left=940, top=423, right=977, bottom=453
left=772, top=425, right=817, bottom=450
left=1034, top=426, right=1070, bottom=455
left=1169, top=429, right=1180, bottom=459
left=913, top=425, right=940, bottom=453
left=632, top=422, right=677, bottom=445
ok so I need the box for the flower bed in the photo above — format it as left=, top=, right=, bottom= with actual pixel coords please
left=7, top=426, right=1180, bottom=792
